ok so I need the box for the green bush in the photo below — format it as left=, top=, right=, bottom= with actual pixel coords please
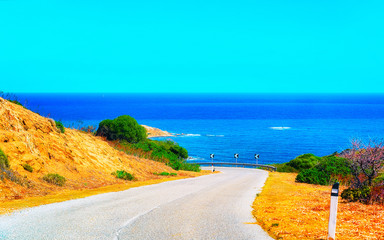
left=0, top=148, right=10, bottom=181
left=274, top=163, right=298, bottom=173
left=170, top=145, right=188, bottom=159
left=7, top=99, right=23, bottom=106
left=0, top=148, right=27, bottom=185
left=96, top=115, right=147, bottom=143
left=114, top=133, right=199, bottom=172
left=154, top=172, right=178, bottom=176
left=341, top=187, right=371, bottom=202
left=296, top=156, right=351, bottom=185
left=112, top=170, right=134, bottom=181
left=296, top=168, right=330, bottom=185
left=373, top=174, right=384, bottom=185
left=287, top=153, right=321, bottom=171
left=55, top=121, right=65, bottom=133
left=315, top=156, right=351, bottom=183
left=22, top=163, right=33, bottom=173
left=43, top=173, right=66, bottom=186
left=0, top=148, right=9, bottom=169
left=130, top=139, right=200, bottom=172
left=178, top=162, right=201, bottom=172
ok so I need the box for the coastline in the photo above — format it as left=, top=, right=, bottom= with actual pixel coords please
left=142, top=125, right=173, bottom=138
left=0, top=98, right=204, bottom=214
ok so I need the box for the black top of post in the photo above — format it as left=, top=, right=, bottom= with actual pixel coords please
left=331, top=182, right=339, bottom=197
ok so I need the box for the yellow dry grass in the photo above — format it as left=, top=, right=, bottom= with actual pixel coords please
left=0, top=170, right=210, bottom=215
left=252, top=172, right=384, bottom=240
left=0, top=98, right=213, bottom=215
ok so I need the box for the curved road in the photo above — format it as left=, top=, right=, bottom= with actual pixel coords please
left=0, top=168, right=273, bottom=240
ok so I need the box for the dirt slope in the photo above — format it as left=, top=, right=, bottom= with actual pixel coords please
left=0, top=98, right=178, bottom=201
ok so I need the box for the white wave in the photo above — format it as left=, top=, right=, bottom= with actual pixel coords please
left=187, top=156, right=205, bottom=161
left=174, top=133, right=201, bottom=137
left=205, top=134, right=225, bottom=137
left=269, top=127, right=291, bottom=130
left=183, top=134, right=201, bottom=137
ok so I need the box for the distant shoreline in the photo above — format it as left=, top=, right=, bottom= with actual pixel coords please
left=142, top=125, right=173, bottom=138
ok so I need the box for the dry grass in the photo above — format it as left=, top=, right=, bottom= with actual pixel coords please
left=0, top=170, right=210, bottom=215
left=252, top=172, right=384, bottom=240
left=0, top=98, right=207, bottom=206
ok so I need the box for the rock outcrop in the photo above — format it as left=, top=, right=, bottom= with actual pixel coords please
left=142, top=125, right=172, bottom=138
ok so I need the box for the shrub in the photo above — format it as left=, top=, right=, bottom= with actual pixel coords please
left=296, top=168, right=330, bottom=185
left=112, top=170, right=134, bottom=181
left=43, top=173, right=66, bottom=186
left=341, top=177, right=384, bottom=204
left=274, top=163, right=298, bottom=173
left=22, top=163, right=33, bottom=173
left=0, top=148, right=10, bottom=181
left=131, top=139, right=200, bottom=172
left=341, top=187, right=371, bottom=203
left=0, top=148, right=9, bottom=169
left=179, top=162, right=200, bottom=172
left=373, top=174, right=384, bottom=185
left=55, top=121, right=65, bottom=133
left=369, top=185, right=384, bottom=204
left=295, top=156, right=351, bottom=185
left=7, top=99, right=23, bottom=106
left=315, top=156, right=351, bottom=184
left=169, top=145, right=188, bottom=159
left=154, top=172, right=178, bottom=176
left=287, top=153, right=321, bottom=171
left=115, top=138, right=200, bottom=172
left=96, top=115, right=147, bottom=143
left=0, top=148, right=27, bottom=185
left=341, top=139, right=384, bottom=189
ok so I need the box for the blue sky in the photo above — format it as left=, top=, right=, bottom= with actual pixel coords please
left=0, top=0, right=383, bottom=93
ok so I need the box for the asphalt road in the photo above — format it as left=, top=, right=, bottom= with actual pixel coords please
left=0, top=168, right=273, bottom=240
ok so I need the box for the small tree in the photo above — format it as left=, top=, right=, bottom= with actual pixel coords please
left=342, top=139, right=384, bottom=188
left=96, top=115, right=147, bottom=143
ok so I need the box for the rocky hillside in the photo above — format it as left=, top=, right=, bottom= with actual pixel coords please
left=0, top=98, right=178, bottom=201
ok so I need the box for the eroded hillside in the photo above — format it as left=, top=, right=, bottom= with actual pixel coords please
left=0, top=98, right=183, bottom=201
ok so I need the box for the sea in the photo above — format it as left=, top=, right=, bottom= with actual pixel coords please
left=13, top=93, right=384, bottom=165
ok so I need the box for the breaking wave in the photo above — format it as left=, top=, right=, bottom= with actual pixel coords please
left=178, top=133, right=201, bottom=137
left=187, top=156, right=205, bottom=161
left=174, top=133, right=224, bottom=137
left=269, top=127, right=291, bottom=130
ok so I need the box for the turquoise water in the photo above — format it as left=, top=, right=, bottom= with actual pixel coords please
left=16, top=93, right=384, bottom=164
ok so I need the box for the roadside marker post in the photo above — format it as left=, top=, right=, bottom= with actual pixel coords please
left=210, top=154, right=214, bottom=172
left=234, top=153, right=239, bottom=164
left=254, top=154, right=259, bottom=165
left=328, top=182, right=339, bottom=240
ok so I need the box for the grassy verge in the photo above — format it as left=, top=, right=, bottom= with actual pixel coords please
left=252, top=172, right=384, bottom=240
left=0, top=170, right=211, bottom=215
